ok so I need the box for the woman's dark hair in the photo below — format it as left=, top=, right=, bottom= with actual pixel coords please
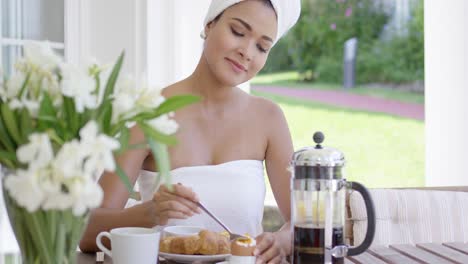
left=212, top=0, right=275, bottom=23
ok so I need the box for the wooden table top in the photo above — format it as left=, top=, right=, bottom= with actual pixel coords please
left=3, top=242, right=468, bottom=263
left=347, top=242, right=468, bottom=264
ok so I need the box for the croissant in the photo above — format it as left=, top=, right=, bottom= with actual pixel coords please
left=216, top=233, right=230, bottom=254
left=159, top=229, right=231, bottom=255
left=159, top=236, right=174, bottom=253
left=198, top=230, right=218, bottom=255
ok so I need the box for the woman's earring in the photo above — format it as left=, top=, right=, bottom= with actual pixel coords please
left=200, top=30, right=207, bottom=39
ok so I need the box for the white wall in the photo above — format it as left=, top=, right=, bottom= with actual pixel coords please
left=79, top=0, right=147, bottom=82
left=425, top=0, right=468, bottom=186
left=82, top=0, right=250, bottom=90
left=147, top=0, right=210, bottom=88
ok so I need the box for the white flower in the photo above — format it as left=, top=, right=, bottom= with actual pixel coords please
left=42, top=189, right=74, bottom=211
left=134, top=84, right=165, bottom=110
left=2, top=72, right=26, bottom=100
left=69, top=179, right=103, bottom=216
left=2, top=64, right=61, bottom=116
left=4, top=169, right=45, bottom=212
left=52, top=140, right=87, bottom=179
left=23, top=41, right=62, bottom=71
left=40, top=72, right=61, bottom=102
left=17, top=133, right=54, bottom=170
left=147, top=114, right=179, bottom=135
left=79, top=121, right=120, bottom=176
left=111, top=77, right=165, bottom=124
left=111, top=76, right=139, bottom=123
left=9, top=98, right=41, bottom=116
left=39, top=173, right=74, bottom=211
left=60, top=63, right=97, bottom=112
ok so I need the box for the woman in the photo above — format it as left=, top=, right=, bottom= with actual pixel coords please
left=80, top=0, right=300, bottom=263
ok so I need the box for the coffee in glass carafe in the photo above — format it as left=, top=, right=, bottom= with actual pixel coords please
left=290, top=132, right=376, bottom=264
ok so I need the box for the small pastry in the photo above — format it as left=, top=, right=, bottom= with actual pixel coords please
left=198, top=230, right=219, bottom=255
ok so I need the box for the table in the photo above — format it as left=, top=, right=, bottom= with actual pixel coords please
left=2, top=242, right=468, bottom=263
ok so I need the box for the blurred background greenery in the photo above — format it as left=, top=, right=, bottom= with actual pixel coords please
left=255, top=0, right=425, bottom=198
left=262, top=0, right=424, bottom=85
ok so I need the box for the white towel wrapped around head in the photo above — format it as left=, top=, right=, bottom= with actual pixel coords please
left=202, top=0, right=301, bottom=44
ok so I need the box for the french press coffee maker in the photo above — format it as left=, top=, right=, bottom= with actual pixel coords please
left=290, top=132, right=376, bottom=264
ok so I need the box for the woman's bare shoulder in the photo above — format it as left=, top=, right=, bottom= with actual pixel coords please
left=161, top=80, right=191, bottom=98
left=247, top=93, right=285, bottom=119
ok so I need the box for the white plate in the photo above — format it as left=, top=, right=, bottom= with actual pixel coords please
left=163, top=226, right=204, bottom=237
left=159, top=252, right=230, bottom=263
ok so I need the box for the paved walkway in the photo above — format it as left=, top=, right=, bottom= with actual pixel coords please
left=253, top=85, right=424, bottom=121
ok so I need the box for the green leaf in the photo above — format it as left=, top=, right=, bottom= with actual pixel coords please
left=154, top=95, right=201, bottom=117
left=0, top=157, right=15, bottom=169
left=20, top=108, right=33, bottom=142
left=37, top=115, right=59, bottom=123
left=0, top=150, right=17, bottom=163
left=133, top=95, right=201, bottom=121
left=80, top=108, right=93, bottom=129
left=37, top=93, right=57, bottom=131
left=115, top=165, right=134, bottom=194
left=1, top=103, right=23, bottom=145
left=146, top=138, right=171, bottom=189
left=118, top=126, right=130, bottom=152
left=123, top=142, right=148, bottom=151
left=102, top=103, right=113, bottom=134
left=95, top=51, right=124, bottom=132
left=0, top=105, right=16, bottom=152
left=18, top=72, right=31, bottom=98
left=63, top=96, right=79, bottom=138
left=102, top=52, right=124, bottom=103
left=138, top=122, right=178, bottom=146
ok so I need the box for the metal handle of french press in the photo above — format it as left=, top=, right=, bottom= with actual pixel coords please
left=323, top=181, right=376, bottom=263
left=346, top=181, right=376, bottom=256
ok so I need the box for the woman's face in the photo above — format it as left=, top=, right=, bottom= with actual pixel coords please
left=203, top=0, right=278, bottom=87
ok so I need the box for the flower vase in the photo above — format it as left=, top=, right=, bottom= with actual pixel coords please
left=2, top=183, right=88, bottom=264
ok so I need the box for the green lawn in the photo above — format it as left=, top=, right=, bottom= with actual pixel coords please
left=252, top=71, right=424, bottom=105
left=255, top=91, right=425, bottom=188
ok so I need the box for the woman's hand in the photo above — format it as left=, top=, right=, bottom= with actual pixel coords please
left=128, top=183, right=201, bottom=227
left=254, top=232, right=286, bottom=264
left=152, top=183, right=201, bottom=225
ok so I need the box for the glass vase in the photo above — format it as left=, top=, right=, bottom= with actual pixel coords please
left=2, top=184, right=88, bottom=264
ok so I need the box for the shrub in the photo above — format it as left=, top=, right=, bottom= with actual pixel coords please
left=284, top=0, right=389, bottom=80
left=261, top=39, right=294, bottom=73
left=262, top=0, right=424, bottom=85
left=356, top=0, right=424, bottom=84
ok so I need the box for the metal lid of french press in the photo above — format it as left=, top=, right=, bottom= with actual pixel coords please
left=291, top=131, right=345, bottom=179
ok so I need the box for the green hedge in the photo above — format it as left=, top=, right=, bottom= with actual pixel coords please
left=262, top=0, right=424, bottom=84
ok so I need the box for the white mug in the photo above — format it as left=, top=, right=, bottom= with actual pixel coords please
left=96, top=227, right=160, bottom=264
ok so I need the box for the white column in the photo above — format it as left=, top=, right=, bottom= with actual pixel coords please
left=147, top=0, right=210, bottom=88
left=146, top=0, right=250, bottom=91
left=64, top=0, right=88, bottom=64
left=425, top=0, right=468, bottom=186
left=79, top=0, right=147, bottom=80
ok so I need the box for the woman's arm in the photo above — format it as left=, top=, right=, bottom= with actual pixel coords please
left=79, top=127, right=201, bottom=253
left=264, top=103, right=293, bottom=222
left=254, top=99, right=294, bottom=263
